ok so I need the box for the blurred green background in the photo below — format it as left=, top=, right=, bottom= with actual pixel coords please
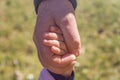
left=0, top=0, right=120, bottom=80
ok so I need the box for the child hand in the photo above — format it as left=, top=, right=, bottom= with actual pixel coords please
left=43, top=26, right=68, bottom=55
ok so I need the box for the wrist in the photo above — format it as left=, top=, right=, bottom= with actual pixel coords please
left=48, top=68, right=73, bottom=77
left=62, top=71, right=73, bottom=77
left=48, top=70, right=74, bottom=80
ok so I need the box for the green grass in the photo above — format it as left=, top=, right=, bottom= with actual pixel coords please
left=0, top=0, right=120, bottom=80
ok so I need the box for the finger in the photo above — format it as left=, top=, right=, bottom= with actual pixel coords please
left=52, top=54, right=76, bottom=66
left=51, top=46, right=66, bottom=55
left=43, top=39, right=59, bottom=47
left=71, top=49, right=80, bottom=57
left=47, top=60, right=76, bottom=75
left=63, top=61, right=76, bottom=76
left=61, top=54, right=76, bottom=64
left=44, top=32, right=64, bottom=41
left=43, top=40, right=67, bottom=51
left=60, top=42, right=68, bottom=52
left=50, top=26, right=62, bottom=34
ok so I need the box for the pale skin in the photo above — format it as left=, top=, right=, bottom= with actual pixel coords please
left=33, top=0, right=81, bottom=76
left=43, top=26, right=68, bottom=55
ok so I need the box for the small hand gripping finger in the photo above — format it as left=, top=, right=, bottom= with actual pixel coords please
left=44, top=32, right=64, bottom=41
left=43, top=39, right=68, bottom=54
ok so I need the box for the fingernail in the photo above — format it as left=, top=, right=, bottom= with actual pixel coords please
left=71, top=55, right=76, bottom=60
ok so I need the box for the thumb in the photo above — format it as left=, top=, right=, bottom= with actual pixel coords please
left=51, top=53, right=76, bottom=67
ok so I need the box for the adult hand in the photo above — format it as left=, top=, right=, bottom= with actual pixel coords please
left=33, top=0, right=80, bottom=76
left=42, top=0, right=81, bottom=56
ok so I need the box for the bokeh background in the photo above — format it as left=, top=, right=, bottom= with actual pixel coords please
left=0, top=0, right=120, bottom=80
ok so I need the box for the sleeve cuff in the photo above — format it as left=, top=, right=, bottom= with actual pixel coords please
left=34, top=0, right=77, bottom=14
left=48, top=70, right=74, bottom=80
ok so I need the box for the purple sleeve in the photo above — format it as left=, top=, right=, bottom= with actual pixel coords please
left=39, top=68, right=55, bottom=80
left=39, top=68, right=74, bottom=80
